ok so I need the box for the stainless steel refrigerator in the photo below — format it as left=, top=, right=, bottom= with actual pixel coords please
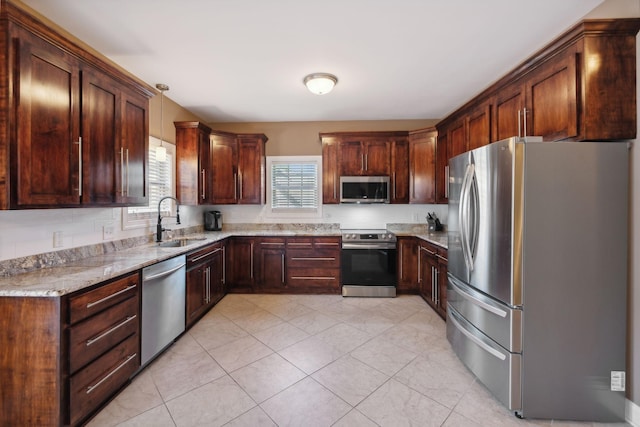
left=447, top=137, right=628, bottom=422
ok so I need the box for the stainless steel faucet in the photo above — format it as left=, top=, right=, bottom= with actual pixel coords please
left=156, top=196, right=180, bottom=242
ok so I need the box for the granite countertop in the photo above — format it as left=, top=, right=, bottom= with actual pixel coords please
left=0, top=226, right=447, bottom=297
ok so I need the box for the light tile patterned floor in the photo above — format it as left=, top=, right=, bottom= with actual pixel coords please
left=87, top=294, right=629, bottom=427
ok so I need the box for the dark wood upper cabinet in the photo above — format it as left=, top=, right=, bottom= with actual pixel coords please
left=175, top=122, right=267, bottom=205
left=319, top=131, right=410, bottom=204
left=408, top=128, right=436, bottom=204
left=210, top=131, right=239, bottom=204
left=0, top=2, right=154, bottom=209
left=436, top=19, right=640, bottom=199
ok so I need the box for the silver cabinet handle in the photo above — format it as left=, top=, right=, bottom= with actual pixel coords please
left=417, top=245, right=421, bottom=283
left=291, top=257, right=335, bottom=261
left=364, top=153, right=368, bottom=171
left=249, top=242, right=254, bottom=279
left=361, top=154, right=365, bottom=171
left=86, top=353, right=137, bottom=394
left=234, top=173, right=238, bottom=199
left=444, top=165, right=449, bottom=199
left=190, top=247, right=222, bottom=263
left=260, top=242, right=285, bottom=246
left=239, top=171, right=243, bottom=200
left=86, top=284, right=137, bottom=309
left=316, top=242, right=340, bottom=246
left=125, top=148, right=130, bottom=196
left=75, top=137, right=82, bottom=196
left=201, top=169, right=206, bottom=200
left=120, top=147, right=125, bottom=196
left=393, top=172, right=397, bottom=199
left=281, top=253, right=285, bottom=284
left=86, top=315, right=137, bottom=346
left=522, top=108, right=528, bottom=138
left=205, top=267, right=211, bottom=303
left=288, top=242, right=312, bottom=247
left=222, top=246, right=226, bottom=284
left=291, top=276, right=335, bottom=280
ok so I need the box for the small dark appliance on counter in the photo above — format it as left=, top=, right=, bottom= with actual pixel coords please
left=204, top=210, right=222, bottom=231
left=427, top=212, right=443, bottom=231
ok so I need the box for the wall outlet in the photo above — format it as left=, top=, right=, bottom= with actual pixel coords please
left=53, top=231, right=63, bottom=248
left=103, top=223, right=115, bottom=240
left=611, top=371, right=625, bottom=391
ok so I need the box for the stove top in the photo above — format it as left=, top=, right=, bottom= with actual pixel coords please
left=341, top=229, right=396, bottom=243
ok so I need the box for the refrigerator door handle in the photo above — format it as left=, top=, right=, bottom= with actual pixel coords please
left=448, top=307, right=507, bottom=361
left=459, top=163, right=476, bottom=271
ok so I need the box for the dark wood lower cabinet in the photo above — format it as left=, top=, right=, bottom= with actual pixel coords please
left=186, top=241, right=226, bottom=328
left=397, top=236, right=418, bottom=294
left=418, top=239, right=447, bottom=319
left=0, top=272, right=141, bottom=426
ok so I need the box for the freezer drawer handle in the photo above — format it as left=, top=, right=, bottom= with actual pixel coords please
left=449, top=277, right=507, bottom=318
left=449, top=309, right=506, bottom=361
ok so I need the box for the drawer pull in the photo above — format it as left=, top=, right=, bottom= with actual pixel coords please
left=288, top=243, right=312, bottom=246
left=316, top=242, right=339, bottom=246
left=291, top=257, right=335, bottom=261
left=86, top=315, right=137, bottom=347
left=86, top=353, right=137, bottom=395
left=436, top=254, right=448, bottom=262
left=86, top=285, right=137, bottom=309
left=190, top=248, right=222, bottom=263
left=260, top=242, right=285, bottom=246
left=290, top=276, right=335, bottom=280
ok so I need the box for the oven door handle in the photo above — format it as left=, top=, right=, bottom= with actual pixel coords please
left=341, top=242, right=397, bottom=250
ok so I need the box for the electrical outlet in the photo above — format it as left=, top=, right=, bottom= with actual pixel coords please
left=53, top=231, right=63, bottom=248
left=103, top=223, right=115, bottom=240
left=611, top=371, right=625, bottom=391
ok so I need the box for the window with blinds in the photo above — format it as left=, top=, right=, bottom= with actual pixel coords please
left=125, top=136, right=175, bottom=226
left=267, top=156, right=322, bottom=217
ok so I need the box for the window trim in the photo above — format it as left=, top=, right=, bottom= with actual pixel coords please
left=122, top=136, right=176, bottom=230
left=266, top=155, right=323, bottom=219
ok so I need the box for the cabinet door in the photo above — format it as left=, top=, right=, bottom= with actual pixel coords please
left=256, top=239, right=286, bottom=292
left=198, top=132, right=213, bottom=204
left=391, top=139, right=409, bottom=203
left=81, top=68, right=119, bottom=205
left=435, top=132, right=448, bottom=204
left=397, top=237, right=418, bottom=293
left=211, top=134, right=238, bottom=203
left=322, top=140, right=339, bottom=204
left=437, top=254, right=448, bottom=316
left=525, top=47, right=578, bottom=141
left=119, top=90, right=148, bottom=205
left=448, top=120, right=467, bottom=160
left=495, top=82, right=525, bottom=142
left=237, top=136, right=265, bottom=204
left=467, top=103, right=492, bottom=150
left=227, top=238, right=254, bottom=292
left=186, top=265, right=207, bottom=327
left=409, top=130, right=436, bottom=203
left=209, top=248, right=225, bottom=305
left=418, top=245, right=435, bottom=302
left=15, top=32, right=81, bottom=207
left=339, top=140, right=365, bottom=176
left=364, top=140, right=390, bottom=175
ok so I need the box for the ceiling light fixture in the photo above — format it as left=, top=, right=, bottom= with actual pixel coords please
left=303, top=73, right=338, bottom=95
left=155, top=83, right=169, bottom=162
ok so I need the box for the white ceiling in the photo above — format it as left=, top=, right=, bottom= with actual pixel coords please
left=21, top=0, right=604, bottom=123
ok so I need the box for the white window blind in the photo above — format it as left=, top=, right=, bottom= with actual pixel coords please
left=271, top=162, right=318, bottom=209
left=125, top=136, right=175, bottom=225
left=266, top=156, right=322, bottom=219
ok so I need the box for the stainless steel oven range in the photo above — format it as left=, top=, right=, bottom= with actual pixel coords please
left=341, top=229, right=397, bottom=297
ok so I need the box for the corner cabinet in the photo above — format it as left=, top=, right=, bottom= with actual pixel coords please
left=0, top=2, right=154, bottom=209
left=319, top=131, right=410, bottom=204
left=436, top=19, right=640, bottom=192
left=175, top=122, right=267, bottom=205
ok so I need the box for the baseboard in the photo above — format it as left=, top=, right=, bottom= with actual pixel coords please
left=628, top=398, right=640, bottom=427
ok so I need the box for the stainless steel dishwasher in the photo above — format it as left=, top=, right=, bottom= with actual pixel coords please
left=141, top=255, right=186, bottom=367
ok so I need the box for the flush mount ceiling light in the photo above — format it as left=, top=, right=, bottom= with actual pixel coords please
left=155, top=83, right=169, bottom=162
left=303, top=73, right=338, bottom=95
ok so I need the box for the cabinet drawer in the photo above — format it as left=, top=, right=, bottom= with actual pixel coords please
left=69, top=334, right=139, bottom=426
left=187, top=242, right=223, bottom=268
left=286, top=252, right=339, bottom=268
left=287, top=267, right=340, bottom=292
left=69, top=273, right=139, bottom=324
left=69, top=294, right=139, bottom=373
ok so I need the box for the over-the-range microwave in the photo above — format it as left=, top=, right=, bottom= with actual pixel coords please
left=340, top=176, right=390, bottom=204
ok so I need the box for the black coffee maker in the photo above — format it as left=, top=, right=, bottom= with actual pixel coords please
left=204, top=210, right=222, bottom=231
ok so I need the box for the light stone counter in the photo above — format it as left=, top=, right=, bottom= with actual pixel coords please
left=0, top=226, right=341, bottom=297
left=0, top=223, right=447, bottom=297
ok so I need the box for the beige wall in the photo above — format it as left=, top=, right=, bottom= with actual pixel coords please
left=149, top=94, right=204, bottom=145
left=208, top=120, right=438, bottom=156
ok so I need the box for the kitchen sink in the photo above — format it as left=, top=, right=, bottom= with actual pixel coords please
left=158, top=238, right=206, bottom=248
